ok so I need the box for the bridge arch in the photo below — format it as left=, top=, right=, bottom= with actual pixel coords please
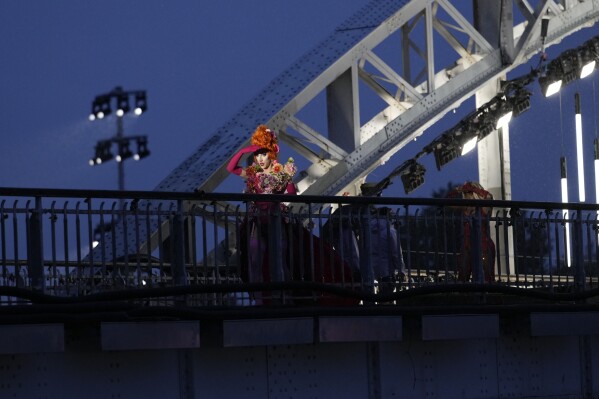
left=155, top=0, right=599, bottom=198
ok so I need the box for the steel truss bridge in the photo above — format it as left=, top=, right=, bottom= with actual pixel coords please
left=2, top=0, right=599, bottom=398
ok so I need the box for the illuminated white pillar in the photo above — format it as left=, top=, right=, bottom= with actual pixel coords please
left=561, top=156, right=571, bottom=267
left=575, top=93, right=585, bottom=202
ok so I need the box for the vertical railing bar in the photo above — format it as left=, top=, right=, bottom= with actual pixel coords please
left=244, top=203, right=252, bottom=305
left=330, top=205, right=343, bottom=287
left=416, top=209, right=424, bottom=285
left=493, top=210, right=502, bottom=283
left=133, top=200, right=143, bottom=289
left=156, top=204, right=165, bottom=281
left=85, top=197, right=95, bottom=291
left=574, top=211, right=585, bottom=292
left=544, top=210, right=554, bottom=292
left=501, top=209, right=511, bottom=283
left=0, top=201, right=6, bottom=289
left=297, top=206, right=305, bottom=283
left=512, top=209, right=521, bottom=287
left=439, top=206, right=449, bottom=285
left=109, top=202, right=119, bottom=286
left=360, top=204, right=373, bottom=294
left=552, top=213, right=561, bottom=289
left=584, top=213, right=593, bottom=289
left=49, top=201, right=58, bottom=293
left=316, top=206, right=325, bottom=286
left=307, top=203, right=315, bottom=294
left=403, top=205, right=412, bottom=287
left=156, top=204, right=165, bottom=304
left=188, top=205, right=198, bottom=285
left=427, top=209, right=435, bottom=280
left=286, top=204, right=295, bottom=290
left=98, top=203, right=108, bottom=288
left=211, top=202, right=220, bottom=289
left=218, top=204, right=226, bottom=282
left=21, top=200, right=29, bottom=290
left=121, top=204, right=130, bottom=286
left=211, top=202, right=221, bottom=305
left=201, top=204, right=209, bottom=288
left=74, top=202, right=83, bottom=294
left=145, top=201, right=153, bottom=288
left=62, top=202, right=71, bottom=293
left=29, top=197, right=45, bottom=293
left=10, top=201, right=19, bottom=303
left=233, top=205, right=242, bottom=285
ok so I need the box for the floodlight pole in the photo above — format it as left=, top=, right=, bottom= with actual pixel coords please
left=88, top=86, right=149, bottom=210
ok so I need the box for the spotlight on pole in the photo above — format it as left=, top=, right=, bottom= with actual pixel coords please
left=134, top=92, right=147, bottom=116
left=116, top=91, right=130, bottom=117
left=91, top=140, right=114, bottom=165
left=134, top=136, right=150, bottom=160
left=115, top=139, right=133, bottom=162
left=99, top=95, right=112, bottom=119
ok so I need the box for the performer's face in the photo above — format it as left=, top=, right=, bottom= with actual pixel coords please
left=254, top=151, right=271, bottom=169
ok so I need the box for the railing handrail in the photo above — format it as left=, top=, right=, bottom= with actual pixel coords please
left=0, top=186, right=598, bottom=309
left=1, top=186, right=598, bottom=214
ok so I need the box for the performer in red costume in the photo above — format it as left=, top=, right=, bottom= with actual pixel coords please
left=227, top=125, right=297, bottom=304
left=447, top=181, right=495, bottom=283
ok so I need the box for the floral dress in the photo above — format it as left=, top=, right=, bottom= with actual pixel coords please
left=239, top=158, right=297, bottom=303
left=244, top=157, right=297, bottom=195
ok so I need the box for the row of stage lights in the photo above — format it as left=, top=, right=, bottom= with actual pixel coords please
left=392, top=33, right=599, bottom=195
left=89, top=89, right=147, bottom=121
left=89, top=136, right=150, bottom=166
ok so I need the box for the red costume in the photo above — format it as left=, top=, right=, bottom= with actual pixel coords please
left=447, top=182, right=495, bottom=283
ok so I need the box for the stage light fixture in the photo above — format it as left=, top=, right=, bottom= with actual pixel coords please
left=460, top=136, right=478, bottom=155
left=433, top=141, right=460, bottom=170
left=510, top=89, right=532, bottom=117
left=539, top=50, right=579, bottom=97
left=115, top=139, right=133, bottom=162
left=538, top=75, right=561, bottom=97
left=96, top=96, right=112, bottom=119
left=578, top=36, right=599, bottom=79
left=133, top=137, right=150, bottom=160
left=89, top=98, right=102, bottom=121
left=475, top=119, right=496, bottom=140
left=116, top=93, right=130, bottom=117
left=400, top=160, right=426, bottom=194
left=494, top=101, right=513, bottom=129
left=134, top=92, right=147, bottom=116
left=91, top=140, right=114, bottom=165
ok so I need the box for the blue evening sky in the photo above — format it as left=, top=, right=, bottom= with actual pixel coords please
left=0, top=1, right=597, bottom=203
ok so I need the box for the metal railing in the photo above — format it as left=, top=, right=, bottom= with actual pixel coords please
left=1, top=187, right=598, bottom=307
